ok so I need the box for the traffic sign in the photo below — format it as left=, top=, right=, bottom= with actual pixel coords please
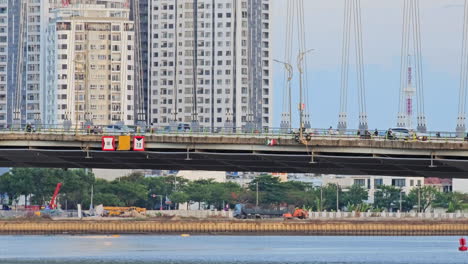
left=133, top=136, right=145, bottom=151
left=102, top=136, right=116, bottom=151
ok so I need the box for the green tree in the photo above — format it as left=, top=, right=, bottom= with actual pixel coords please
left=92, top=193, right=124, bottom=207
left=342, top=185, right=369, bottom=208
left=433, top=191, right=464, bottom=212
left=185, top=180, right=211, bottom=209
left=248, top=175, right=284, bottom=206
left=169, top=191, right=189, bottom=209
left=406, top=186, right=438, bottom=212
left=318, top=184, right=344, bottom=211
left=373, top=185, right=401, bottom=211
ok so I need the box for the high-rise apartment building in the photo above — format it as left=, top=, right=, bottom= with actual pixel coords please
left=147, top=0, right=272, bottom=131
left=44, top=4, right=135, bottom=127
left=2, top=0, right=130, bottom=127
left=0, top=1, right=7, bottom=128
left=130, top=0, right=149, bottom=125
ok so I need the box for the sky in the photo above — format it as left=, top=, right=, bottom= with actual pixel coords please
left=270, top=0, right=465, bottom=132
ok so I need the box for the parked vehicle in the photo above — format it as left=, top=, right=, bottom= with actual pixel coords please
left=386, top=127, right=411, bottom=140
left=283, top=208, right=309, bottom=219
left=103, top=125, right=135, bottom=134
left=177, top=123, right=191, bottom=132
left=233, top=204, right=287, bottom=219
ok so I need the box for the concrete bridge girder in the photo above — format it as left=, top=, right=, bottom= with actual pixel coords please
left=0, top=133, right=467, bottom=176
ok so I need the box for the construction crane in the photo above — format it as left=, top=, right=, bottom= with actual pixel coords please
left=62, top=0, right=71, bottom=7
left=49, top=183, right=63, bottom=210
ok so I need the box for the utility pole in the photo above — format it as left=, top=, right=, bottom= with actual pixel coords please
left=336, top=184, right=339, bottom=212
left=320, top=186, right=323, bottom=212
left=418, top=185, right=421, bottom=213
left=256, top=180, right=259, bottom=207
left=399, top=191, right=403, bottom=212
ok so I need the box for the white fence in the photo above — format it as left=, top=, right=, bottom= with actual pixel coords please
left=308, top=211, right=468, bottom=219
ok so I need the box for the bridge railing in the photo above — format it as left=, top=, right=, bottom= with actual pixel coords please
left=0, top=124, right=464, bottom=142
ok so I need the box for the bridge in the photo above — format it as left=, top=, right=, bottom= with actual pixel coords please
left=1, top=130, right=468, bottom=177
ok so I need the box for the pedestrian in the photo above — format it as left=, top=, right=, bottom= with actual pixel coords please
left=374, top=129, right=379, bottom=137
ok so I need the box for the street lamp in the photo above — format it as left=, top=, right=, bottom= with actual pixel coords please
left=274, top=59, right=293, bottom=131
left=297, top=49, right=315, bottom=140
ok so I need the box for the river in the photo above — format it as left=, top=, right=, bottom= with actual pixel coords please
left=0, top=235, right=465, bottom=263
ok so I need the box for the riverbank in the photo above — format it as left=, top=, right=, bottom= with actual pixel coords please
left=1, top=219, right=468, bottom=236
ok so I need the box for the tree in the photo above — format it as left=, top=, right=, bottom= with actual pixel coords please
left=169, top=192, right=189, bottom=209
left=373, top=185, right=401, bottom=211
left=92, top=193, right=124, bottom=207
left=342, top=185, right=369, bottom=208
left=185, top=180, right=211, bottom=209
left=248, top=175, right=285, bottom=206
left=318, top=184, right=344, bottom=211
left=433, top=191, right=464, bottom=213
left=406, top=186, right=438, bottom=212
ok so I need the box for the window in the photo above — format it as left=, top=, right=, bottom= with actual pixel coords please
left=374, top=179, right=383, bottom=187
left=392, top=179, right=406, bottom=187
left=353, top=179, right=365, bottom=187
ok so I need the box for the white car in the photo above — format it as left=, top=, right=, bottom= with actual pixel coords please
left=102, top=125, right=134, bottom=134
left=387, top=128, right=411, bottom=140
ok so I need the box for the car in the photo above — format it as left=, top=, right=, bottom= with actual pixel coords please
left=386, top=127, right=411, bottom=140
left=102, top=125, right=135, bottom=134
left=177, top=123, right=191, bottom=132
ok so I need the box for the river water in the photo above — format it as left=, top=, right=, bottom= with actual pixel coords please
left=0, top=235, right=465, bottom=264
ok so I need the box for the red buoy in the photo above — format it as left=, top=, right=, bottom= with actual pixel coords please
left=459, top=238, right=468, bottom=252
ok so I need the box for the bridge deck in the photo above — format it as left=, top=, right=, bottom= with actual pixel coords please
left=0, top=133, right=467, bottom=177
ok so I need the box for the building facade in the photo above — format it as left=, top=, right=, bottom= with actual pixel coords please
left=0, top=0, right=7, bottom=128
left=147, top=0, right=272, bottom=131
left=44, top=4, right=135, bottom=127
left=322, top=175, right=425, bottom=203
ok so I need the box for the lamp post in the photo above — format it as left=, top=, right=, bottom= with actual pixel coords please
left=273, top=59, right=293, bottom=131
left=297, top=49, right=315, bottom=140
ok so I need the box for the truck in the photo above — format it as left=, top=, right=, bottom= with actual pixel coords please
left=233, top=204, right=287, bottom=219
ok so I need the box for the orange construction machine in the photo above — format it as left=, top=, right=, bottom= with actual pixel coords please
left=283, top=208, right=309, bottom=219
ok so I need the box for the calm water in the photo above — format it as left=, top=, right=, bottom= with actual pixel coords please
left=0, top=235, right=465, bottom=264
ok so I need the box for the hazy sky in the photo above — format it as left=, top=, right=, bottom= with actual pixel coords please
left=270, top=0, right=465, bottom=131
